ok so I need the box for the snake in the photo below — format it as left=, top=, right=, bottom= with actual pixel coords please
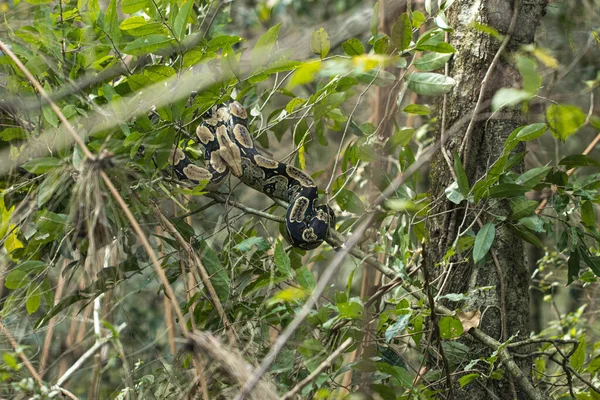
left=167, top=100, right=335, bottom=250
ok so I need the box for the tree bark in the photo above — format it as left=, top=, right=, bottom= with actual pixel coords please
left=424, top=0, right=547, bottom=398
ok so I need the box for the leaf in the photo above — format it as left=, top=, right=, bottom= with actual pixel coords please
left=412, top=10, right=426, bottom=29
left=438, top=316, right=463, bottom=339
left=42, top=106, right=58, bottom=128
left=385, top=313, right=411, bottom=343
left=515, top=123, right=547, bottom=141
left=581, top=201, right=595, bottom=228
left=295, top=266, right=315, bottom=291
left=310, top=27, right=330, bottom=59
left=234, top=237, right=270, bottom=252
left=371, top=1, right=380, bottom=38
left=547, top=104, right=586, bottom=142
left=570, top=337, right=586, bottom=371
left=445, top=181, right=465, bottom=204
left=406, top=72, right=456, bottom=95
left=0, top=127, right=27, bottom=141
left=174, top=0, right=193, bottom=41
left=390, top=13, right=412, bottom=52
left=287, top=61, right=320, bottom=89
left=335, top=189, right=365, bottom=214
left=491, top=88, right=532, bottom=111
left=473, top=222, right=495, bottom=263
left=414, top=52, right=452, bottom=71
left=459, top=373, right=480, bottom=387
left=453, top=152, right=469, bottom=197
left=252, top=23, right=281, bottom=69
left=26, top=285, right=41, bottom=314
left=105, top=0, right=121, bottom=43
left=21, top=157, right=61, bottom=174
left=488, top=183, right=529, bottom=198
left=341, top=38, right=364, bottom=56
left=516, top=55, right=541, bottom=93
left=122, top=0, right=147, bottom=14
left=516, top=166, right=551, bottom=189
left=457, top=310, right=481, bottom=332
left=201, top=243, right=230, bottom=302
left=558, top=155, right=600, bottom=168
left=568, top=249, right=580, bottom=285
left=402, top=104, right=430, bottom=115
left=510, top=225, right=543, bottom=248
left=519, top=215, right=545, bottom=233
left=510, top=199, right=539, bottom=220
left=38, top=170, right=63, bottom=206
left=123, top=34, right=175, bottom=56
left=274, top=240, right=292, bottom=277
left=4, top=269, right=30, bottom=289
left=207, top=35, right=244, bottom=50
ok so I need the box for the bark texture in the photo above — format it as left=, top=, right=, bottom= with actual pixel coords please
left=425, top=0, right=547, bottom=398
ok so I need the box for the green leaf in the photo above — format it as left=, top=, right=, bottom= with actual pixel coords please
left=516, top=55, right=541, bottom=93
left=123, top=34, right=175, bottom=55
left=234, top=237, right=270, bottom=252
left=414, top=52, right=452, bottom=71
left=105, top=0, right=121, bottom=43
left=38, top=170, right=63, bottom=206
left=174, top=0, right=193, bottom=41
left=390, top=13, right=412, bottom=52
left=491, top=88, right=532, bottom=111
left=438, top=316, right=463, bottom=339
left=0, top=127, right=27, bottom=141
left=371, top=1, right=380, bottom=38
left=385, top=314, right=411, bottom=343
left=519, top=215, right=544, bottom=233
left=473, top=222, right=495, bottom=263
left=373, top=35, right=389, bottom=54
left=406, top=72, right=456, bottom=95
left=558, top=155, right=600, bottom=168
left=516, top=166, right=551, bottom=189
left=341, top=38, right=364, bottom=56
left=510, top=199, right=539, bottom=220
left=26, top=285, right=41, bottom=314
left=310, top=27, right=330, bottom=59
left=515, top=123, right=547, bottom=141
left=453, top=152, right=469, bottom=196
left=581, top=201, right=595, bottom=228
left=296, top=266, right=316, bottom=291
left=42, top=106, right=58, bottom=128
left=509, top=225, right=543, bottom=248
left=445, top=181, right=465, bottom=204
left=459, top=373, right=480, bottom=387
left=411, top=10, right=426, bottom=29
left=579, top=246, right=600, bottom=277
left=488, top=183, right=528, bottom=198
left=547, top=104, right=586, bottom=142
left=402, top=104, right=430, bottom=115
left=122, top=0, right=147, bottom=14
left=274, top=240, right=292, bottom=277
left=568, top=250, right=580, bottom=285
left=22, top=157, right=62, bottom=174
left=207, top=35, right=244, bottom=50
left=4, top=269, right=30, bottom=289
left=570, top=337, right=586, bottom=371
left=201, top=243, right=230, bottom=302
left=252, top=23, right=281, bottom=69
left=335, top=189, right=365, bottom=214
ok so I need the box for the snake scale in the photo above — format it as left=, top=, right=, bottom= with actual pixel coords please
left=168, top=100, right=335, bottom=250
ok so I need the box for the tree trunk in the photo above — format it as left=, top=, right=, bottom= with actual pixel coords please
left=424, top=0, right=547, bottom=398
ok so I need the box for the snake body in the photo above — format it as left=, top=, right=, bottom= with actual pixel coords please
left=169, top=100, right=334, bottom=250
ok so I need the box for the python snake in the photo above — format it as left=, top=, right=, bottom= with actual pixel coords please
left=168, top=100, right=335, bottom=250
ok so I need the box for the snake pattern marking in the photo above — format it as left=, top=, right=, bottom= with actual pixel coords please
left=169, top=100, right=335, bottom=250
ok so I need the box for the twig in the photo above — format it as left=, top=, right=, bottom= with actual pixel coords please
left=152, top=204, right=238, bottom=346
left=187, top=331, right=279, bottom=400
left=55, top=322, right=127, bottom=387
left=0, top=321, right=44, bottom=388
left=458, top=0, right=520, bottom=163
left=281, top=338, right=353, bottom=400
left=0, top=38, right=189, bottom=336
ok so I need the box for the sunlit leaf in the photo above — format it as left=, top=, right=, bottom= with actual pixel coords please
left=406, top=72, right=456, bottom=95
left=311, top=27, right=330, bottom=59
left=547, top=104, right=586, bottom=142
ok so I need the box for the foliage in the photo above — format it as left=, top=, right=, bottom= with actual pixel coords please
left=0, top=0, right=599, bottom=399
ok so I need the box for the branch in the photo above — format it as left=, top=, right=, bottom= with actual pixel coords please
left=280, top=338, right=353, bottom=400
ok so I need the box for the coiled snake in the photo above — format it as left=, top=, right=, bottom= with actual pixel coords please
left=168, top=100, right=335, bottom=250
